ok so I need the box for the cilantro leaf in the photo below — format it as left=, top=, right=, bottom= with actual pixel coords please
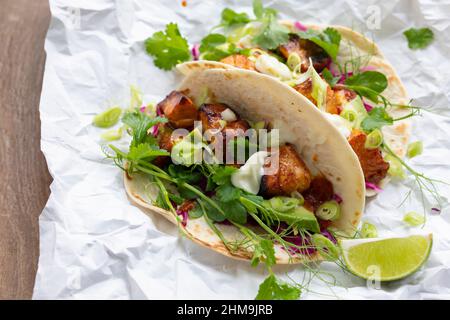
left=344, top=71, right=388, bottom=102
left=256, top=274, right=301, bottom=300
left=403, top=27, right=434, bottom=50
left=145, top=23, right=191, bottom=70
left=297, top=27, right=341, bottom=60
left=127, top=143, right=169, bottom=162
left=253, top=12, right=290, bottom=50
left=188, top=202, right=204, bottom=219
left=220, top=8, right=250, bottom=28
left=251, top=239, right=276, bottom=268
left=360, top=107, right=393, bottom=132
left=211, top=165, right=238, bottom=185
left=202, top=197, right=227, bottom=222
left=122, top=111, right=167, bottom=147
left=322, top=68, right=340, bottom=87
left=216, top=182, right=242, bottom=202
left=167, top=164, right=202, bottom=184
left=199, top=33, right=233, bottom=61
left=221, top=201, right=247, bottom=224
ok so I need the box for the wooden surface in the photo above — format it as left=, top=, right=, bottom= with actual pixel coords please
left=0, top=0, right=51, bottom=299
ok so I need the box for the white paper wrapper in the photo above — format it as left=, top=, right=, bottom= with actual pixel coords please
left=34, top=0, right=450, bottom=299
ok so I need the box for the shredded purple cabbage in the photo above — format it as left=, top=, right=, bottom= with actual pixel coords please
left=365, top=182, right=382, bottom=192
left=332, top=193, right=343, bottom=204
left=431, top=208, right=441, bottom=213
left=191, top=44, right=200, bottom=61
left=176, top=209, right=188, bottom=227
left=294, top=21, right=308, bottom=32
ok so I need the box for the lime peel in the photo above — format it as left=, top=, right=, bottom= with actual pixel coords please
left=340, top=234, right=432, bottom=282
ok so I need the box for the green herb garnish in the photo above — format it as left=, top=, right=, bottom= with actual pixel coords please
left=403, top=27, right=434, bottom=50
left=145, top=23, right=191, bottom=70
left=345, top=71, right=388, bottom=103
left=220, top=8, right=251, bottom=28
left=297, top=27, right=341, bottom=60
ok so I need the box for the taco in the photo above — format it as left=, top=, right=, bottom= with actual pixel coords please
left=164, top=5, right=413, bottom=196
left=110, top=67, right=365, bottom=265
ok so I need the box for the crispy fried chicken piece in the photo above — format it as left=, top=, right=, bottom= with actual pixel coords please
left=199, top=103, right=228, bottom=133
left=260, top=144, right=312, bottom=197
left=156, top=91, right=198, bottom=129
left=293, top=79, right=339, bottom=114
left=302, top=176, right=334, bottom=212
left=223, top=120, right=250, bottom=139
left=153, top=124, right=177, bottom=167
left=348, top=130, right=390, bottom=185
left=220, top=54, right=256, bottom=70
left=279, top=34, right=331, bottom=73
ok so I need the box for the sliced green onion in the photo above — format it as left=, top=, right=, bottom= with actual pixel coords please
left=360, top=222, right=378, bottom=238
left=93, top=106, right=122, bottom=128
left=130, top=85, right=143, bottom=110
left=287, top=52, right=301, bottom=71
left=268, top=197, right=300, bottom=213
left=403, top=211, right=425, bottom=227
left=100, top=127, right=123, bottom=141
left=316, top=200, right=341, bottom=221
left=340, top=110, right=358, bottom=125
left=365, top=129, right=383, bottom=149
left=407, top=141, right=423, bottom=159
left=290, top=191, right=305, bottom=205
left=385, top=154, right=406, bottom=179
left=311, top=234, right=340, bottom=261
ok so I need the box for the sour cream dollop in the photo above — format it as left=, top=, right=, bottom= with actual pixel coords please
left=231, top=151, right=269, bottom=195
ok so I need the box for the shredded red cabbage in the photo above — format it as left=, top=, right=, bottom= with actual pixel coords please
left=191, top=44, right=200, bottom=61
left=365, top=182, right=382, bottom=192
left=320, top=229, right=337, bottom=244
left=176, top=209, right=188, bottom=227
left=282, top=235, right=316, bottom=255
left=337, top=71, right=353, bottom=84
left=294, top=21, right=308, bottom=32
left=431, top=208, right=441, bottom=213
left=150, top=125, right=159, bottom=137
left=363, top=100, right=373, bottom=112
left=332, top=193, right=343, bottom=204
left=139, top=105, right=146, bottom=113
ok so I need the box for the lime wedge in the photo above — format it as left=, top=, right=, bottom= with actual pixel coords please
left=340, top=234, right=432, bottom=281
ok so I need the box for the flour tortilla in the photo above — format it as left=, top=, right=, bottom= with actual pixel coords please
left=125, top=68, right=365, bottom=264
left=177, top=23, right=411, bottom=195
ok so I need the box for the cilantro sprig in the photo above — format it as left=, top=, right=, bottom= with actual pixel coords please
left=403, top=27, right=434, bottom=50
left=251, top=0, right=290, bottom=50
left=145, top=23, right=191, bottom=70
left=297, top=27, right=342, bottom=60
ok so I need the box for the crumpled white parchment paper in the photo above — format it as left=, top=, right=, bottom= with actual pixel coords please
left=33, top=0, right=450, bottom=299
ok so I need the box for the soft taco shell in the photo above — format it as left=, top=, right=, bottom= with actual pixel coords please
left=177, top=23, right=411, bottom=194
left=125, top=68, right=365, bottom=264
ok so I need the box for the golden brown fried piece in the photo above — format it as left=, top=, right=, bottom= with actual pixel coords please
left=279, top=35, right=330, bottom=73
left=153, top=124, right=177, bottom=167
left=199, top=103, right=228, bottom=133
left=220, top=54, right=256, bottom=70
left=293, top=79, right=339, bottom=114
left=223, top=120, right=250, bottom=139
left=293, top=79, right=316, bottom=105
left=348, top=130, right=390, bottom=185
left=156, top=91, right=198, bottom=129
left=261, top=144, right=312, bottom=197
